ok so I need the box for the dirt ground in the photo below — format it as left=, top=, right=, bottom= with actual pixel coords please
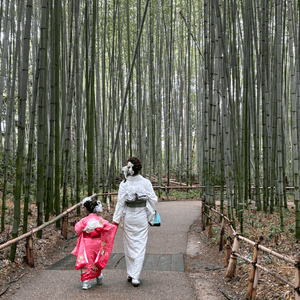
left=185, top=217, right=235, bottom=300
left=0, top=202, right=117, bottom=299
left=185, top=201, right=298, bottom=300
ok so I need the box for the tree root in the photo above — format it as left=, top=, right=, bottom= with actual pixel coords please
left=62, top=235, right=77, bottom=250
left=0, top=273, right=27, bottom=297
left=219, top=289, right=234, bottom=300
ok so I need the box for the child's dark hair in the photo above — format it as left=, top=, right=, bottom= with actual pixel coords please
left=83, top=198, right=99, bottom=213
left=127, top=157, right=142, bottom=175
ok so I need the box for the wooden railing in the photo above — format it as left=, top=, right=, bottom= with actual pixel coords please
left=200, top=200, right=300, bottom=300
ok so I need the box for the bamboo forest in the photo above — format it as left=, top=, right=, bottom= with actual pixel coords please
left=0, top=0, right=300, bottom=273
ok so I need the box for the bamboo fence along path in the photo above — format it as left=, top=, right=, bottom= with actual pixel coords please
left=0, top=192, right=116, bottom=267
left=0, top=186, right=184, bottom=265
left=2, top=185, right=299, bottom=299
left=0, top=185, right=186, bottom=255
left=200, top=201, right=300, bottom=300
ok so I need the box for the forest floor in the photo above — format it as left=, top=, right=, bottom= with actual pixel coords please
left=0, top=190, right=299, bottom=299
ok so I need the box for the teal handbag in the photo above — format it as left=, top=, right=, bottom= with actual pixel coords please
left=150, top=211, right=161, bottom=227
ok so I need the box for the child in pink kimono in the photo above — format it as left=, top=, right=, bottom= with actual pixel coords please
left=72, top=197, right=118, bottom=290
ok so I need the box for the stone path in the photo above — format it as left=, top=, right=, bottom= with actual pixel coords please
left=11, top=201, right=203, bottom=300
left=47, top=253, right=185, bottom=272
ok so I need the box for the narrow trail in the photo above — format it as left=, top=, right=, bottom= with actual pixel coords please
left=9, top=201, right=227, bottom=300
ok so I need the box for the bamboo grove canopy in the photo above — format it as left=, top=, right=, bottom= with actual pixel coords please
left=0, top=0, right=300, bottom=261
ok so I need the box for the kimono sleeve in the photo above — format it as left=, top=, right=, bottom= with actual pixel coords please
left=74, top=217, right=87, bottom=235
left=145, top=179, right=158, bottom=224
left=95, top=223, right=118, bottom=270
left=146, top=179, right=157, bottom=210
left=112, top=181, right=127, bottom=224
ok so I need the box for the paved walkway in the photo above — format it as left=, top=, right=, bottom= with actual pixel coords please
left=11, top=201, right=201, bottom=300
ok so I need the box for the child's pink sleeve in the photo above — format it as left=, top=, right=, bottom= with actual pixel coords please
left=101, top=218, right=115, bottom=231
left=74, top=218, right=86, bottom=235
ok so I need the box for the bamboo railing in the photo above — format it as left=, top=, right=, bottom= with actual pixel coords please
left=0, top=192, right=118, bottom=267
left=200, top=200, right=300, bottom=300
left=0, top=184, right=199, bottom=266
left=1, top=183, right=298, bottom=294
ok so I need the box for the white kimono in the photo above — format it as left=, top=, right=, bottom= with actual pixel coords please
left=113, top=175, right=158, bottom=280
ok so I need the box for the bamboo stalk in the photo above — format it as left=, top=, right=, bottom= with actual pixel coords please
left=91, top=192, right=118, bottom=197
left=25, top=235, right=34, bottom=268
left=255, top=263, right=294, bottom=287
left=164, top=187, right=170, bottom=201
left=202, top=200, right=206, bottom=231
left=1, top=191, right=122, bottom=252
left=247, top=237, right=263, bottom=299
left=238, top=235, right=256, bottom=246
left=234, top=251, right=252, bottom=264
left=106, top=195, right=111, bottom=212
left=258, top=244, right=295, bottom=265
left=169, top=179, right=198, bottom=187
left=106, top=0, right=151, bottom=188
left=234, top=251, right=294, bottom=288
left=224, top=237, right=232, bottom=267
left=208, top=209, right=213, bottom=238
left=229, top=224, right=236, bottom=236
left=252, top=253, right=261, bottom=299
left=219, top=218, right=226, bottom=251
left=206, top=205, right=232, bottom=223
left=149, top=185, right=296, bottom=191
left=295, top=254, right=300, bottom=300
left=0, top=202, right=81, bottom=251
left=152, top=185, right=204, bottom=190
left=203, top=212, right=221, bottom=227
left=200, top=200, right=203, bottom=231
left=226, top=235, right=241, bottom=278
left=62, top=214, right=68, bottom=239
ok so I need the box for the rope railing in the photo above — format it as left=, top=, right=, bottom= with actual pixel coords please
left=201, top=200, right=300, bottom=300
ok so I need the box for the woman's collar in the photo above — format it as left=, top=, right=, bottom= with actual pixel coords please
left=127, top=174, right=142, bottom=180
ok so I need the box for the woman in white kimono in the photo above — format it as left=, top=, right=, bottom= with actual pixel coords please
left=112, top=157, right=157, bottom=287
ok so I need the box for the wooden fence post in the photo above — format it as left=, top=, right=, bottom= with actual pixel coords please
left=295, top=254, right=300, bottom=300
left=208, top=209, right=213, bottom=238
left=246, top=237, right=263, bottom=299
left=25, top=235, right=34, bottom=268
left=200, top=200, right=203, bottom=230
left=252, top=253, right=261, bottom=299
left=224, top=237, right=232, bottom=267
left=219, top=218, right=226, bottom=251
left=164, top=188, right=170, bottom=201
left=62, top=214, right=68, bottom=239
left=227, top=221, right=233, bottom=236
left=226, top=234, right=241, bottom=278
left=106, top=195, right=111, bottom=212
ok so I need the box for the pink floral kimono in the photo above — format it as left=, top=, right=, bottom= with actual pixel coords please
left=72, top=213, right=117, bottom=281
